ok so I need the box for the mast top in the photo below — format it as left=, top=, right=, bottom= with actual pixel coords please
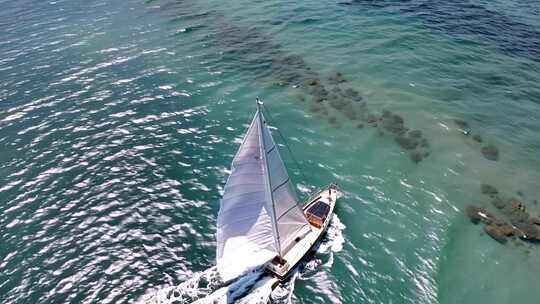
left=256, top=96, right=263, bottom=111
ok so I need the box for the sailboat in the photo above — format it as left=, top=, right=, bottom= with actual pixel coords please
left=216, top=98, right=339, bottom=282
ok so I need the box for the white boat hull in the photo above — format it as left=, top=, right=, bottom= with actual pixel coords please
left=265, top=184, right=339, bottom=280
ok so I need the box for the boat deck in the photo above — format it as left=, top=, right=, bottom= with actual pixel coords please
left=266, top=185, right=338, bottom=280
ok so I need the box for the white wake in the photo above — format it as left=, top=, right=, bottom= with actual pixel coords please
left=142, top=215, right=346, bottom=304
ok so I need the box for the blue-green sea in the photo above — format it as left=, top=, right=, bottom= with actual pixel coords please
left=2, top=0, right=540, bottom=303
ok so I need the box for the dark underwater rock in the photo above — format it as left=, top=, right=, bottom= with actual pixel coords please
left=481, top=144, right=499, bottom=161
left=496, top=223, right=516, bottom=237
left=492, top=197, right=507, bottom=210
left=382, top=114, right=406, bottom=134
left=420, top=138, right=429, bottom=148
left=281, top=54, right=308, bottom=69
left=410, top=151, right=423, bottom=163
left=454, top=119, right=469, bottom=129
left=328, top=116, right=337, bottom=125
left=509, top=198, right=526, bottom=213
left=314, top=96, right=325, bottom=103
left=465, top=204, right=517, bottom=242
left=498, top=198, right=529, bottom=225
left=392, top=114, right=404, bottom=125
left=481, top=184, right=498, bottom=196
left=409, top=130, right=422, bottom=138
left=395, top=136, right=418, bottom=150
left=308, top=79, right=320, bottom=86
left=357, top=123, right=364, bottom=129
left=473, top=134, right=483, bottom=143
left=310, top=85, right=329, bottom=98
left=484, top=225, right=508, bottom=244
left=331, top=86, right=342, bottom=93
left=465, top=205, right=496, bottom=225
left=351, top=95, right=363, bottom=102
left=328, top=72, right=347, bottom=84
left=508, top=208, right=529, bottom=225
left=329, top=97, right=350, bottom=111
left=344, top=88, right=360, bottom=98
left=275, top=68, right=306, bottom=85
left=514, top=223, right=540, bottom=241
left=367, top=114, right=378, bottom=124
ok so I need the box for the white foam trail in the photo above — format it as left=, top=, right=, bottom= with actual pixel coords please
left=318, top=215, right=346, bottom=254
left=143, top=267, right=224, bottom=304
left=270, top=270, right=298, bottom=304
left=143, top=215, right=346, bottom=304
left=316, top=215, right=346, bottom=270
left=273, top=215, right=346, bottom=303
left=143, top=268, right=268, bottom=304
left=192, top=269, right=263, bottom=304
left=237, top=275, right=278, bottom=304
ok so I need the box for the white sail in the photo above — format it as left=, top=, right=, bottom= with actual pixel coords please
left=216, top=105, right=309, bottom=281
left=260, top=113, right=310, bottom=255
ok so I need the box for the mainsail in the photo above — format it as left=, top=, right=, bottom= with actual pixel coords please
left=216, top=103, right=310, bottom=281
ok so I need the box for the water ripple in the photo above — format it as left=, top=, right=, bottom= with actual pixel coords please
left=2, top=0, right=540, bottom=303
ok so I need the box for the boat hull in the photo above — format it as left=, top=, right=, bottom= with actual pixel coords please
left=265, top=183, right=339, bottom=281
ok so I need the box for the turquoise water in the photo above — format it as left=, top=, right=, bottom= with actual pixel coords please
left=2, top=0, right=540, bottom=303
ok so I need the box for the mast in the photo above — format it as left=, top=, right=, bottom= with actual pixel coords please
left=256, top=97, right=282, bottom=255
left=216, top=97, right=310, bottom=280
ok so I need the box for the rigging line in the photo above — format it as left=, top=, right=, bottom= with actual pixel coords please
left=261, top=104, right=312, bottom=190
left=257, top=106, right=282, bottom=254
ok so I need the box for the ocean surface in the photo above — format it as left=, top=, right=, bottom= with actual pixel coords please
left=1, top=0, right=540, bottom=303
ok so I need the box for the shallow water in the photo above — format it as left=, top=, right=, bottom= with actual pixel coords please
left=1, top=0, right=540, bottom=303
